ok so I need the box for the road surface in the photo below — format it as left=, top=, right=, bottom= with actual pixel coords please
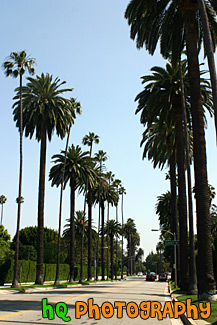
left=0, top=277, right=183, bottom=324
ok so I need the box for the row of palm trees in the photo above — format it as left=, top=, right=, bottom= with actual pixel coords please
left=124, top=0, right=217, bottom=300
left=2, top=52, right=132, bottom=285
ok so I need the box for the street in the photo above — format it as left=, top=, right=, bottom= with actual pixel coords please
left=0, top=277, right=183, bottom=324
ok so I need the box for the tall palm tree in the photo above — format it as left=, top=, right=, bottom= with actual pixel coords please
left=105, top=171, right=115, bottom=279
left=49, top=145, right=96, bottom=282
left=136, top=62, right=190, bottom=289
left=94, top=150, right=108, bottom=280
left=13, top=73, right=74, bottom=285
left=125, top=0, right=217, bottom=299
left=104, top=220, right=121, bottom=280
left=82, top=132, right=99, bottom=281
left=119, top=186, right=126, bottom=279
left=113, top=179, right=122, bottom=280
left=135, top=60, right=213, bottom=291
left=82, top=132, right=100, bottom=156
left=179, top=60, right=197, bottom=293
left=3, top=51, right=35, bottom=287
left=0, top=195, right=7, bottom=226
left=123, top=218, right=137, bottom=275
left=55, top=98, right=81, bottom=285
left=197, top=0, right=217, bottom=141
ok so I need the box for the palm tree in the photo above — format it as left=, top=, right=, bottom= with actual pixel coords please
left=123, top=218, right=137, bottom=275
left=94, top=150, right=108, bottom=280
left=55, top=98, right=81, bottom=285
left=125, top=0, right=217, bottom=299
left=0, top=195, right=7, bottom=226
left=197, top=0, right=217, bottom=141
left=136, top=62, right=190, bottom=289
left=135, top=60, right=213, bottom=291
left=3, top=51, right=35, bottom=287
left=104, top=220, right=121, bottom=280
left=82, top=132, right=99, bottom=156
left=82, top=132, right=99, bottom=281
left=49, top=145, right=96, bottom=282
left=105, top=171, right=115, bottom=279
left=13, top=73, right=74, bottom=285
left=119, top=186, right=126, bottom=279
left=179, top=60, right=197, bottom=293
left=113, top=179, right=122, bottom=280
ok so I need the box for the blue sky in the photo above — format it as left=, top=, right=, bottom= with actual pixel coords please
left=1, top=0, right=217, bottom=258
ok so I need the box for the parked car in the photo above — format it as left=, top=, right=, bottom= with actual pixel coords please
left=159, top=273, right=167, bottom=281
left=146, top=272, right=156, bottom=281
left=137, top=272, right=143, bottom=277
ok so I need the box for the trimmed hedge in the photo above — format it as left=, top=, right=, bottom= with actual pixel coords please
left=0, top=260, right=105, bottom=284
left=0, top=260, right=70, bottom=284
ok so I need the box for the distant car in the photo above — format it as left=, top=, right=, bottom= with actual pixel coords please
left=159, top=273, right=167, bottom=281
left=146, top=272, right=156, bottom=281
left=137, top=272, right=143, bottom=277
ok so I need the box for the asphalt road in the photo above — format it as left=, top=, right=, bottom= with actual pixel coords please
left=0, top=277, right=183, bottom=325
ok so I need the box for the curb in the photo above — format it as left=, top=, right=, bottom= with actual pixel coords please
left=169, top=284, right=209, bottom=325
left=0, top=278, right=125, bottom=295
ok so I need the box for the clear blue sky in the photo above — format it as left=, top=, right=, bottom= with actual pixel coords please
left=1, top=0, right=217, bottom=259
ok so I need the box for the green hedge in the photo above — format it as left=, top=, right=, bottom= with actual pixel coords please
left=0, top=260, right=70, bottom=284
left=0, top=260, right=105, bottom=284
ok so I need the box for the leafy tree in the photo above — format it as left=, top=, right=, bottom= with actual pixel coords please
left=13, top=73, right=74, bottom=285
left=0, top=195, right=7, bottom=225
left=3, top=51, right=35, bottom=287
left=0, top=225, right=12, bottom=260
left=12, top=226, right=59, bottom=263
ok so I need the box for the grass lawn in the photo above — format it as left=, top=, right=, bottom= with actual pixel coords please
left=0, top=278, right=122, bottom=291
left=170, top=281, right=217, bottom=324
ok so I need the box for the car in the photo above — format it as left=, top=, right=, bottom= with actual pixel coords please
left=137, top=272, right=143, bottom=277
left=146, top=272, right=156, bottom=281
left=159, top=273, right=167, bottom=281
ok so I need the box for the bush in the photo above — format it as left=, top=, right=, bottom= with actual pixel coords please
left=0, top=260, right=106, bottom=284
left=0, top=260, right=70, bottom=284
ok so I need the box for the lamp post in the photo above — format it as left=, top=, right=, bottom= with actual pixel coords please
left=151, top=229, right=177, bottom=288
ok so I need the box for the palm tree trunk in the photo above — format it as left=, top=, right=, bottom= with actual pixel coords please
left=110, top=235, right=114, bottom=280
left=69, top=180, right=76, bottom=282
left=101, top=201, right=105, bottom=280
left=107, top=202, right=109, bottom=280
left=96, top=200, right=101, bottom=281
left=174, top=98, right=189, bottom=291
left=79, top=194, right=87, bottom=283
left=12, top=74, right=23, bottom=288
left=179, top=60, right=197, bottom=294
left=87, top=190, right=93, bottom=281
left=55, top=127, right=71, bottom=285
left=184, top=8, right=216, bottom=299
left=115, top=204, right=118, bottom=280
left=169, top=151, right=177, bottom=235
left=0, top=204, right=3, bottom=225
left=121, top=194, right=124, bottom=279
left=35, top=123, right=47, bottom=285
left=197, top=0, right=217, bottom=142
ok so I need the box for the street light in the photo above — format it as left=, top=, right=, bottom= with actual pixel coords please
left=151, top=228, right=177, bottom=288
